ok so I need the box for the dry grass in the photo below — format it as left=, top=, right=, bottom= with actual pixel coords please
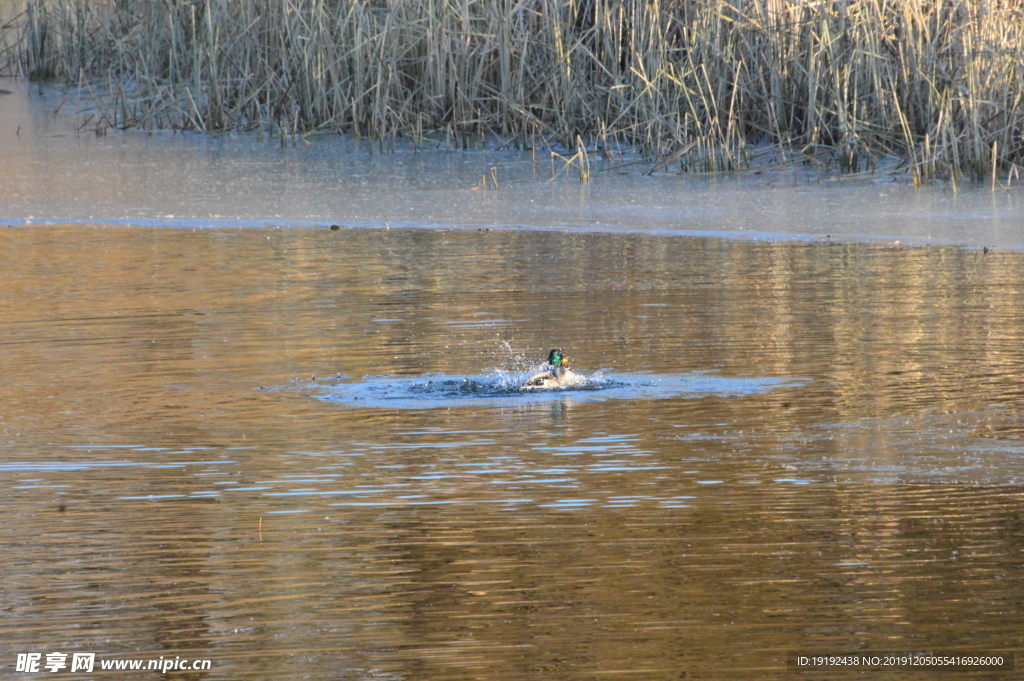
left=4, top=0, right=1024, bottom=179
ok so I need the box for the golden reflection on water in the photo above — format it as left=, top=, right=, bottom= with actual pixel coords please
left=3, top=226, right=1024, bottom=679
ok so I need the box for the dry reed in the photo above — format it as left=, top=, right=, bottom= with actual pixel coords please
left=4, top=0, right=1024, bottom=179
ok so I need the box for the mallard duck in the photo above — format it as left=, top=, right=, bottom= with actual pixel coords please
left=521, top=349, right=586, bottom=389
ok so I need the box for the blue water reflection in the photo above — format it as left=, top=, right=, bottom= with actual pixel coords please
left=317, top=371, right=807, bottom=409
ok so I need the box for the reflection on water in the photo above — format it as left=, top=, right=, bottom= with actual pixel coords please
left=3, top=223, right=1024, bottom=679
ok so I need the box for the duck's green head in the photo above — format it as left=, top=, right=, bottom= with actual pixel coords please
left=547, top=349, right=566, bottom=367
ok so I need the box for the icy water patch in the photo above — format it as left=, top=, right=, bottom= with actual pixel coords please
left=5, top=78, right=1024, bottom=249
left=316, top=371, right=807, bottom=409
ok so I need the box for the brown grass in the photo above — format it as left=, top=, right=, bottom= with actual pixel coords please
left=4, top=0, right=1024, bottom=179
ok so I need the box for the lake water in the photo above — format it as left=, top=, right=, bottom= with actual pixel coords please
left=3, top=79, right=1024, bottom=679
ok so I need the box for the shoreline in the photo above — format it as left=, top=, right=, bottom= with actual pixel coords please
left=5, top=0, right=1024, bottom=183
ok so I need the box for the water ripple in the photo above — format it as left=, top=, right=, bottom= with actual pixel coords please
left=316, top=371, right=806, bottom=409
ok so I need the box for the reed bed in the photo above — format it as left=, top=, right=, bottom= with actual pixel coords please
left=4, top=0, right=1024, bottom=179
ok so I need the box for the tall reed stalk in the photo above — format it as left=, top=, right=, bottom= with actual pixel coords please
left=4, top=0, right=1024, bottom=177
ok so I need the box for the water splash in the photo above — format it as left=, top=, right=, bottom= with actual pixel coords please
left=316, top=370, right=806, bottom=409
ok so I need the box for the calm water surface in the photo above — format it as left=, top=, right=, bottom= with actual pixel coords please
left=2, top=80, right=1024, bottom=679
